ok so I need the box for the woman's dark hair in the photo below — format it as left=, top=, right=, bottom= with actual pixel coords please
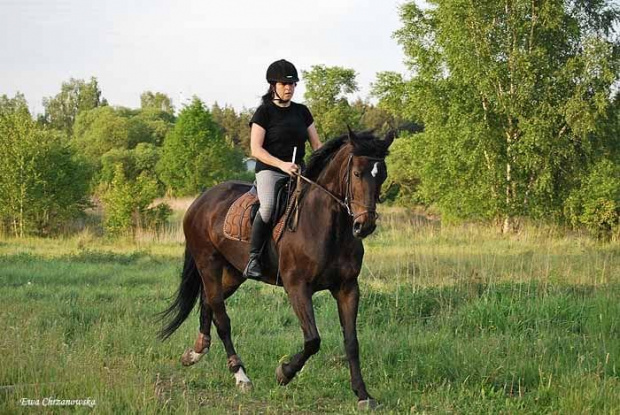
left=261, top=85, right=274, bottom=105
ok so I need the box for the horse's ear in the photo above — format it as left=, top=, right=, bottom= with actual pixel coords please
left=346, top=125, right=357, bottom=143
left=384, top=130, right=396, bottom=147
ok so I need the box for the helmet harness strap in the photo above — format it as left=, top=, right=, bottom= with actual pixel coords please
left=271, top=83, right=290, bottom=103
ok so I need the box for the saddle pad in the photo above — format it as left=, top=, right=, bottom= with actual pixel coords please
left=223, top=189, right=292, bottom=243
left=223, top=190, right=257, bottom=243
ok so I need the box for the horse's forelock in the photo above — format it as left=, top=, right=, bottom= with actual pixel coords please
left=350, top=133, right=390, bottom=159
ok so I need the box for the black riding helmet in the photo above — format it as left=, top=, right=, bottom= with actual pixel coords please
left=266, top=59, right=299, bottom=84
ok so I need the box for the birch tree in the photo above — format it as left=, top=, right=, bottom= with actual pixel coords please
left=387, top=0, right=619, bottom=231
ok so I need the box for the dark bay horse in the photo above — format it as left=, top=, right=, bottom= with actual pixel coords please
left=159, top=129, right=394, bottom=409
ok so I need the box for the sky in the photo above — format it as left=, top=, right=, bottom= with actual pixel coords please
left=1, top=0, right=410, bottom=115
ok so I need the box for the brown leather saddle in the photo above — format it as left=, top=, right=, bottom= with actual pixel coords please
left=223, top=177, right=301, bottom=244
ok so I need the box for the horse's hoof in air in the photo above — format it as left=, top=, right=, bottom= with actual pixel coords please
left=275, top=363, right=292, bottom=386
left=181, top=348, right=204, bottom=366
left=358, top=399, right=379, bottom=411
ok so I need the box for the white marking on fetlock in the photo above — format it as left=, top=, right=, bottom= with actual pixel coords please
left=371, top=162, right=379, bottom=178
left=188, top=349, right=206, bottom=364
left=234, top=367, right=251, bottom=386
left=358, top=399, right=379, bottom=411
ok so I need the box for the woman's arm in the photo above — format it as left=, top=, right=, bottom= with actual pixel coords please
left=250, top=123, right=298, bottom=175
left=307, top=123, right=322, bottom=151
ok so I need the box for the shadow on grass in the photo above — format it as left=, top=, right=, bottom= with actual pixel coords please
left=0, top=249, right=154, bottom=265
left=65, top=249, right=152, bottom=265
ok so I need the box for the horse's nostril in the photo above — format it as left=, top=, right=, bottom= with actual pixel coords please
left=353, top=222, right=362, bottom=232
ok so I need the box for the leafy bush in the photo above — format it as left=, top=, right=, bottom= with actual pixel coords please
left=142, top=203, right=173, bottom=231
left=565, top=159, right=620, bottom=240
left=384, top=133, right=421, bottom=205
left=100, top=165, right=170, bottom=235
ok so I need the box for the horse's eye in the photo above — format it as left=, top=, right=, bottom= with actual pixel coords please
left=353, top=171, right=361, bottom=178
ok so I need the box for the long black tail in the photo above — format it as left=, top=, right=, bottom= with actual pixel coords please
left=158, top=247, right=202, bottom=340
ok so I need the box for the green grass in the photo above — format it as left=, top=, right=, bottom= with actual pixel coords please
left=0, top=209, right=619, bottom=413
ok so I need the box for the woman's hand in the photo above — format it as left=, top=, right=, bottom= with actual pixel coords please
left=280, top=162, right=299, bottom=176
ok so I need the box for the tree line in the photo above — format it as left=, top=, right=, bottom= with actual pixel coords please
left=378, top=0, right=620, bottom=239
left=0, top=70, right=393, bottom=237
left=1, top=0, right=618, bottom=239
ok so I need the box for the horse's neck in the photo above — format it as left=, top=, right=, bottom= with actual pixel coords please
left=301, top=149, right=352, bottom=235
left=314, top=147, right=349, bottom=196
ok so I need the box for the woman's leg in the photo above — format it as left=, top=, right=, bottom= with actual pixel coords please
left=243, top=170, right=288, bottom=279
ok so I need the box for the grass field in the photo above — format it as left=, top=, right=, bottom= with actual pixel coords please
left=1, top=208, right=619, bottom=414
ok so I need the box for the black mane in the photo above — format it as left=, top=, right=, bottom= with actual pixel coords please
left=304, top=131, right=390, bottom=180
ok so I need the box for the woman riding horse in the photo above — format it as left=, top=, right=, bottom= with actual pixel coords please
left=245, top=59, right=322, bottom=280
left=159, top=63, right=394, bottom=410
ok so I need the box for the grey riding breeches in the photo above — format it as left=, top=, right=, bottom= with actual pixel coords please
left=255, top=170, right=289, bottom=222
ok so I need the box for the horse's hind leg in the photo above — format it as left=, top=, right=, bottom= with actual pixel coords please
left=219, top=265, right=252, bottom=390
left=181, top=291, right=213, bottom=366
left=197, top=255, right=252, bottom=391
left=182, top=265, right=245, bottom=370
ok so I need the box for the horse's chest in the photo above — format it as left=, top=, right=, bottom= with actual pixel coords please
left=323, top=244, right=363, bottom=280
left=278, top=231, right=364, bottom=288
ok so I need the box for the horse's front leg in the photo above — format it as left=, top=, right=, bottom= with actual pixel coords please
left=331, top=280, right=377, bottom=410
left=276, top=283, right=321, bottom=385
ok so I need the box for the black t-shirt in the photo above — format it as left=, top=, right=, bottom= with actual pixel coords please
left=249, top=101, right=314, bottom=173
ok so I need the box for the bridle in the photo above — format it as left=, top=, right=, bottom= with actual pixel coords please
left=295, top=154, right=385, bottom=221
left=343, top=154, right=384, bottom=221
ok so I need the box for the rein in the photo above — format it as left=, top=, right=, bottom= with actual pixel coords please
left=295, top=173, right=351, bottom=213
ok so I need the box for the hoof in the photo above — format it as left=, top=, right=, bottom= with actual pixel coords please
left=181, top=348, right=204, bottom=366
left=275, top=363, right=292, bottom=386
left=236, top=380, right=253, bottom=392
left=358, top=399, right=379, bottom=411
left=234, top=367, right=253, bottom=392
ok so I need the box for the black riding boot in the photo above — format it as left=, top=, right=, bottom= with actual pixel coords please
left=243, top=215, right=271, bottom=280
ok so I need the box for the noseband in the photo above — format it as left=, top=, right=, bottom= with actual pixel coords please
left=296, top=154, right=384, bottom=221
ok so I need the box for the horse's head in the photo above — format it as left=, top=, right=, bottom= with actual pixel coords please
left=345, top=129, right=394, bottom=238
left=304, top=128, right=395, bottom=239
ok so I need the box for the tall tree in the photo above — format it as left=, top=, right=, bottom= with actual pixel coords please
left=237, top=108, right=253, bottom=155
left=302, top=65, right=362, bottom=139
left=390, top=0, right=619, bottom=231
left=134, top=108, right=175, bottom=146
left=211, top=102, right=252, bottom=155
left=0, top=96, right=35, bottom=236
left=352, top=98, right=399, bottom=136
left=371, top=71, right=417, bottom=124
left=157, top=97, right=245, bottom=195
left=140, top=91, right=174, bottom=115
left=72, top=106, right=131, bottom=168
left=0, top=93, right=29, bottom=116
left=0, top=94, right=90, bottom=236
left=42, top=77, right=106, bottom=136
